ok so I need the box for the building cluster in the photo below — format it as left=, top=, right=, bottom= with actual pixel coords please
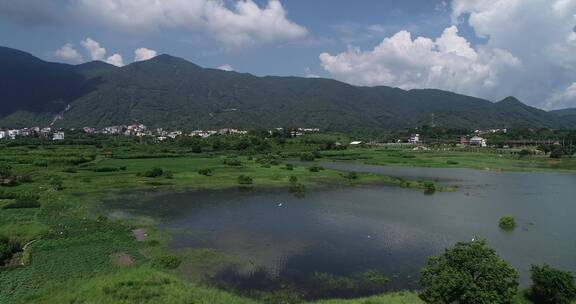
left=1, top=124, right=320, bottom=142
left=0, top=127, right=65, bottom=141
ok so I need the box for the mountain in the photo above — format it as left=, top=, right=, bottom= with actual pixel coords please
left=1, top=46, right=575, bottom=131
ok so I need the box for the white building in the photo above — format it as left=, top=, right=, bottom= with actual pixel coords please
left=409, top=134, right=420, bottom=144
left=53, top=131, right=65, bottom=141
left=8, top=130, right=19, bottom=139
left=0, top=130, right=6, bottom=140
left=469, top=136, right=487, bottom=147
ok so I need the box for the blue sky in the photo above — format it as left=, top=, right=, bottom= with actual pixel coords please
left=1, top=0, right=575, bottom=109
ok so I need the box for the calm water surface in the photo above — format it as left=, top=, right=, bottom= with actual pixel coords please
left=105, top=163, right=576, bottom=298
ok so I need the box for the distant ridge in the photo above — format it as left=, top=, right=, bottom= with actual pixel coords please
left=1, top=45, right=576, bottom=130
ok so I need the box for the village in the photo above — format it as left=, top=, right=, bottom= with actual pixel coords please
left=0, top=124, right=322, bottom=141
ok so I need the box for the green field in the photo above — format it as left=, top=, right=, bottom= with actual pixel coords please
left=321, top=147, right=576, bottom=172
left=1, top=140, right=573, bottom=303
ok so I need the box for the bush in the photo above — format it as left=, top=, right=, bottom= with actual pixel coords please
left=344, top=172, right=358, bottom=180
left=163, top=170, right=173, bottom=179
left=143, top=167, right=163, bottom=178
left=424, top=182, right=436, bottom=195
left=0, top=162, right=12, bottom=179
left=300, top=153, right=316, bottom=162
left=0, top=236, right=21, bottom=264
left=2, top=196, right=41, bottom=209
left=285, top=164, right=294, bottom=171
left=33, top=160, right=49, bottom=167
left=499, top=216, right=516, bottom=230
left=309, top=166, right=324, bottom=172
left=531, top=265, right=576, bottom=304
left=198, top=168, right=214, bottom=176
left=93, top=167, right=119, bottom=172
left=289, top=176, right=298, bottom=184
left=238, top=175, right=253, bottom=185
left=223, top=158, right=242, bottom=166
left=49, top=176, right=64, bottom=191
left=420, top=240, right=518, bottom=304
left=446, top=160, right=459, bottom=165
left=151, top=255, right=182, bottom=269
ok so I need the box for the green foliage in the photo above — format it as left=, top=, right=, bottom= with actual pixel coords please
left=0, top=235, right=21, bottom=264
left=223, top=158, right=242, bottom=167
left=93, top=167, right=120, bottom=172
left=197, top=168, right=214, bottom=176
left=300, top=152, right=316, bottom=162
left=2, top=196, right=41, bottom=209
left=344, top=172, right=358, bottom=180
left=309, top=166, right=324, bottom=172
left=143, top=167, right=164, bottom=178
left=420, top=240, right=518, bottom=304
left=237, top=175, right=253, bottom=185
left=424, top=182, right=436, bottom=195
left=151, top=255, right=182, bottom=270
left=285, top=164, right=294, bottom=170
left=499, top=216, right=517, bottom=230
left=530, top=264, right=576, bottom=304
left=0, top=162, right=12, bottom=179
left=49, top=176, right=64, bottom=191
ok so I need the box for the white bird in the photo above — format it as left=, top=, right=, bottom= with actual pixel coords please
left=277, top=203, right=283, bottom=207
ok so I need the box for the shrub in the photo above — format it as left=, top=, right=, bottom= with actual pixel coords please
left=163, top=170, right=173, bottom=179
left=344, top=172, right=358, bottom=180
left=237, top=175, right=253, bottom=185
left=424, top=182, right=436, bottom=195
left=420, top=240, right=518, bottom=304
left=93, top=167, right=119, bottom=172
left=49, top=176, right=64, bottom=191
left=289, top=176, right=298, bottom=184
left=300, top=153, right=315, bottom=161
left=143, top=167, right=163, bottom=178
left=285, top=164, right=294, bottom=171
left=151, top=255, right=182, bottom=269
left=530, top=264, right=576, bottom=304
left=0, top=236, right=21, bottom=264
left=223, top=158, right=242, bottom=166
left=3, top=197, right=41, bottom=209
left=309, top=166, right=324, bottom=172
left=518, top=149, right=532, bottom=157
left=499, top=216, right=516, bottom=230
left=446, top=160, right=459, bottom=165
left=0, top=162, right=12, bottom=179
left=198, top=168, right=214, bottom=176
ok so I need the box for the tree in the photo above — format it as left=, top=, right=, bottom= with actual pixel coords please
left=420, top=240, right=518, bottom=304
left=499, top=216, right=516, bottom=230
left=530, top=264, right=576, bottom=304
left=0, top=162, right=13, bottom=180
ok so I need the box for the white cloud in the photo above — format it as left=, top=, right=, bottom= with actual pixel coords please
left=548, top=83, right=576, bottom=109
left=53, top=43, right=84, bottom=63
left=217, top=64, right=234, bottom=71
left=74, top=0, right=307, bottom=48
left=320, top=0, right=576, bottom=109
left=134, top=47, right=157, bottom=61
left=320, top=26, right=520, bottom=97
left=81, top=37, right=107, bottom=60
left=450, top=0, right=576, bottom=108
left=304, top=67, right=319, bottom=78
left=105, top=53, right=124, bottom=67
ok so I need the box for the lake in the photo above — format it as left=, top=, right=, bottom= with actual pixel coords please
left=105, top=163, right=576, bottom=299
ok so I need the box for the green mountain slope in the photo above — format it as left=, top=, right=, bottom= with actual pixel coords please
left=1, top=46, right=575, bottom=130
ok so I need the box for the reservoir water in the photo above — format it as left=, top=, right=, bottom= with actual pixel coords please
left=105, top=163, right=576, bottom=298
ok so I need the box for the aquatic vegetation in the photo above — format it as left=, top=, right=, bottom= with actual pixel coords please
left=499, top=216, right=516, bottom=230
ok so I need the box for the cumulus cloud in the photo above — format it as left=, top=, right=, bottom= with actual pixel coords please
left=217, top=64, right=234, bottom=71
left=134, top=47, right=158, bottom=61
left=548, top=83, right=576, bottom=109
left=53, top=43, right=84, bottom=63
left=74, top=0, right=307, bottom=48
left=321, top=0, right=576, bottom=109
left=105, top=54, right=125, bottom=67
left=81, top=38, right=107, bottom=61
left=320, top=26, right=520, bottom=97
left=78, top=38, right=124, bottom=66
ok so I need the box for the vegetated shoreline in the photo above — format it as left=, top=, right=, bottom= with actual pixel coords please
left=320, top=147, right=576, bottom=173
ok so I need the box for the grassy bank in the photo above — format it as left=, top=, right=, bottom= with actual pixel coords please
left=321, top=147, right=576, bottom=172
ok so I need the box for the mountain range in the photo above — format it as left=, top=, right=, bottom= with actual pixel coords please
left=1, top=45, right=576, bottom=131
